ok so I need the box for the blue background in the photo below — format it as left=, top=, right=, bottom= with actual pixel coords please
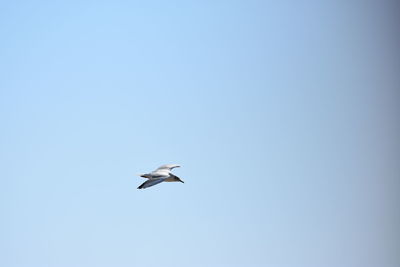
left=1, top=1, right=399, bottom=267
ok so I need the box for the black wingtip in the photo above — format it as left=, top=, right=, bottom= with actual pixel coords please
left=137, top=182, right=146, bottom=189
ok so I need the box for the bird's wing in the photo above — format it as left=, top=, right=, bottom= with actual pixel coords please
left=155, top=164, right=181, bottom=171
left=137, top=178, right=165, bottom=189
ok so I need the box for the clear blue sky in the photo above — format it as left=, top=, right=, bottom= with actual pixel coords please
left=0, top=1, right=399, bottom=267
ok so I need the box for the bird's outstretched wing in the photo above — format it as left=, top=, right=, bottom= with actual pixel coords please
left=155, top=164, right=181, bottom=171
left=137, top=178, right=165, bottom=189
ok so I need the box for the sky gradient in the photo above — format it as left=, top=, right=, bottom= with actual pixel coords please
left=1, top=1, right=399, bottom=267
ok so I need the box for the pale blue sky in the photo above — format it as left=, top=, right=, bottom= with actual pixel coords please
left=0, top=1, right=399, bottom=267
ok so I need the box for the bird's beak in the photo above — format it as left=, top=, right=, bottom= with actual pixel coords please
left=179, top=179, right=184, bottom=183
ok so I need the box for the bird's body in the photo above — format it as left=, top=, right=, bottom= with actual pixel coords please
left=137, top=164, right=184, bottom=189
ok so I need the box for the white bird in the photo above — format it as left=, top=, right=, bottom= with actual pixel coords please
left=137, top=164, right=184, bottom=189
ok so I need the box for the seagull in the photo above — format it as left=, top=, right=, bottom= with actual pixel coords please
left=137, top=164, right=184, bottom=189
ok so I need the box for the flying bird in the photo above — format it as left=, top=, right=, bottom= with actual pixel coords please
left=137, top=164, right=184, bottom=189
